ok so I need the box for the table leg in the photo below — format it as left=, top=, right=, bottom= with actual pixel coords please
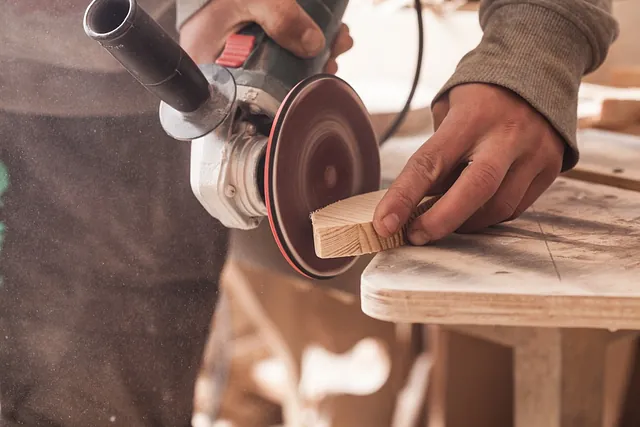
left=514, top=328, right=609, bottom=427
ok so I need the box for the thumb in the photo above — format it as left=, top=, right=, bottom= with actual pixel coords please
left=247, top=0, right=326, bottom=58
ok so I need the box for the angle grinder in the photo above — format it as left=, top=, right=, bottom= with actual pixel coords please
left=83, top=0, right=382, bottom=280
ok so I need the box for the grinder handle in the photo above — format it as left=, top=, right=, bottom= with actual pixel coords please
left=216, top=0, right=349, bottom=94
left=84, top=0, right=211, bottom=114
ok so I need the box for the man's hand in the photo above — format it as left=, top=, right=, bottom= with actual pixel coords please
left=373, top=83, right=566, bottom=245
left=180, top=0, right=353, bottom=73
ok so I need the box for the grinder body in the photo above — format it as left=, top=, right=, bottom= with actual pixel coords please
left=84, top=0, right=349, bottom=230
left=187, top=0, right=350, bottom=230
left=84, top=0, right=380, bottom=279
left=223, top=0, right=348, bottom=102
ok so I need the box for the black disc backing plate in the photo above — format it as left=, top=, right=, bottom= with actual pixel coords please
left=264, top=74, right=381, bottom=279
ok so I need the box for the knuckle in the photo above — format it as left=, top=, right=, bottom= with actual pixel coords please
left=268, top=11, right=291, bottom=34
left=263, top=0, right=300, bottom=33
left=344, top=34, right=354, bottom=49
left=388, top=185, right=416, bottom=213
left=528, top=135, right=563, bottom=172
left=498, top=107, right=535, bottom=139
left=467, top=103, right=489, bottom=122
left=500, top=113, right=531, bottom=139
left=546, top=135, right=565, bottom=165
left=468, top=162, right=502, bottom=191
left=542, top=153, right=563, bottom=175
left=455, top=97, right=491, bottom=123
left=407, top=151, right=442, bottom=188
left=501, top=117, right=521, bottom=134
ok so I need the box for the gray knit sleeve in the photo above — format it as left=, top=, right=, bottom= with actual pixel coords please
left=432, top=0, right=619, bottom=171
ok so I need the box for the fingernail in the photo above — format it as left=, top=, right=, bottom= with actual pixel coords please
left=302, top=28, right=324, bottom=56
left=409, top=230, right=429, bottom=246
left=382, top=213, right=400, bottom=235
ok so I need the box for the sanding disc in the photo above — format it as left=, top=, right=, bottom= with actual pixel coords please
left=264, top=74, right=381, bottom=280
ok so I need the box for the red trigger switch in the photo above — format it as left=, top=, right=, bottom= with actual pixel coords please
left=215, top=34, right=256, bottom=68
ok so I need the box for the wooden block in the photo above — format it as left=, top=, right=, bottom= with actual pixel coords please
left=620, top=123, right=640, bottom=137
left=594, top=99, right=640, bottom=130
left=577, top=84, right=640, bottom=137
left=361, top=178, right=640, bottom=330
left=311, top=189, right=437, bottom=259
left=562, top=129, right=640, bottom=193
left=611, top=66, right=640, bottom=88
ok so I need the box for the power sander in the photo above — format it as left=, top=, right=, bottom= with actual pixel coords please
left=83, top=0, right=419, bottom=280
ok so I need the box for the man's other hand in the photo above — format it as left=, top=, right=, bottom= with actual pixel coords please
left=180, top=0, right=353, bottom=74
left=373, top=83, right=566, bottom=245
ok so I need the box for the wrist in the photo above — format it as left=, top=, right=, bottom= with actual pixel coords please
left=434, top=3, right=596, bottom=171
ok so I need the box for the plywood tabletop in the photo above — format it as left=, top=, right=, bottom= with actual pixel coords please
left=361, top=178, right=640, bottom=329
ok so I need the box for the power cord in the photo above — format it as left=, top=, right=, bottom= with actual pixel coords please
left=378, top=0, right=424, bottom=146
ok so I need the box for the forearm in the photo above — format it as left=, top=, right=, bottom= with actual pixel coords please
left=434, top=0, right=619, bottom=171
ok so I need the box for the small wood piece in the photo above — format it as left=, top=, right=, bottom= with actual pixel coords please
left=577, top=83, right=640, bottom=137
left=593, top=99, right=640, bottom=131
left=311, top=190, right=436, bottom=259
left=610, top=66, right=640, bottom=88
left=562, top=129, right=640, bottom=193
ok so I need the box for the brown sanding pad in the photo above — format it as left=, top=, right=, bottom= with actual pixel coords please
left=264, top=74, right=381, bottom=279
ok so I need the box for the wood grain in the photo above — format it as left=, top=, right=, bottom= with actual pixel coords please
left=311, top=190, right=436, bottom=259
left=361, top=178, right=640, bottom=329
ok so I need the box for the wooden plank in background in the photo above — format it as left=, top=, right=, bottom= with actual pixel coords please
left=379, top=128, right=640, bottom=192
left=564, top=129, right=640, bottom=192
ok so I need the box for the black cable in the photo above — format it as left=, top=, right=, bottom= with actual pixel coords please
left=378, top=0, right=424, bottom=146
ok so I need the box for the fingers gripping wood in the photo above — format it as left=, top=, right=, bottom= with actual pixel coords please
left=311, top=189, right=437, bottom=259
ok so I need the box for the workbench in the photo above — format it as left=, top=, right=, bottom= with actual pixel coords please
left=363, top=128, right=640, bottom=427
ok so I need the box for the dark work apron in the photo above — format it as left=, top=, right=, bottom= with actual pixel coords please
left=0, top=109, right=228, bottom=427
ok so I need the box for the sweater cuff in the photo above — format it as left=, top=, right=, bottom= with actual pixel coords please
left=432, top=3, right=593, bottom=171
left=176, top=0, right=212, bottom=30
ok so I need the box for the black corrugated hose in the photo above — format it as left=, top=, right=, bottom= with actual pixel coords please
left=378, top=0, right=424, bottom=145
